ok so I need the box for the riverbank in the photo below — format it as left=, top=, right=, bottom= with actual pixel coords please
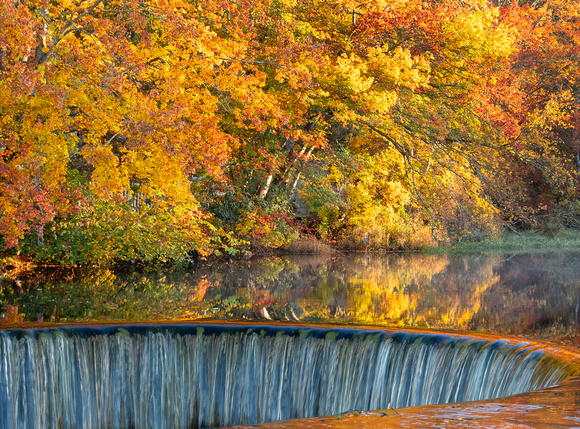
left=2, top=228, right=580, bottom=274
left=261, top=228, right=580, bottom=257
left=444, top=228, right=580, bottom=255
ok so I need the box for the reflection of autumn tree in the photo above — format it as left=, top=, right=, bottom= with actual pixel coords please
left=301, top=253, right=579, bottom=342
left=0, top=267, right=205, bottom=322
left=293, top=254, right=499, bottom=329
left=2, top=254, right=578, bottom=343
left=472, top=254, right=580, bottom=341
left=427, top=257, right=500, bottom=329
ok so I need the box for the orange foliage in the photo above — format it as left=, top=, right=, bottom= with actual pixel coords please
left=1, top=0, right=578, bottom=260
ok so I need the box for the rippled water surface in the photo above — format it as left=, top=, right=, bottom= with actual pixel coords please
left=1, top=252, right=579, bottom=345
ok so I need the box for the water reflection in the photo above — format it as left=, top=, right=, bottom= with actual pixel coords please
left=1, top=253, right=579, bottom=345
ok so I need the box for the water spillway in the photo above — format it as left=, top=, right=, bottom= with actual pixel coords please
left=0, top=324, right=573, bottom=429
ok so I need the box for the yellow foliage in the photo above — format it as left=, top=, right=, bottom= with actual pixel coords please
left=344, top=144, right=411, bottom=247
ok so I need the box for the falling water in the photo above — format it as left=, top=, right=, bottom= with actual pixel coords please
left=0, top=325, right=572, bottom=428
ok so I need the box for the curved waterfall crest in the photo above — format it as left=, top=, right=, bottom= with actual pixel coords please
left=0, top=324, right=572, bottom=428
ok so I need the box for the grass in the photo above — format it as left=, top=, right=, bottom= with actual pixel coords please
left=441, top=228, right=580, bottom=255
left=278, top=235, right=337, bottom=254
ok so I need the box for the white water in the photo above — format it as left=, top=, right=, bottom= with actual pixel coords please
left=0, top=325, right=571, bottom=428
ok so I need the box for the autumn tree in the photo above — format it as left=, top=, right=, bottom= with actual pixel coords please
left=0, top=0, right=290, bottom=261
left=232, top=0, right=521, bottom=242
left=494, top=0, right=580, bottom=229
left=2, top=0, right=578, bottom=263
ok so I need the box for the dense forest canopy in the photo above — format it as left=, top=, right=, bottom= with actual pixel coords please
left=0, top=0, right=578, bottom=263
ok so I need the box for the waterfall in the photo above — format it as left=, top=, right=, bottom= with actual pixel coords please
left=0, top=325, right=572, bottom=428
